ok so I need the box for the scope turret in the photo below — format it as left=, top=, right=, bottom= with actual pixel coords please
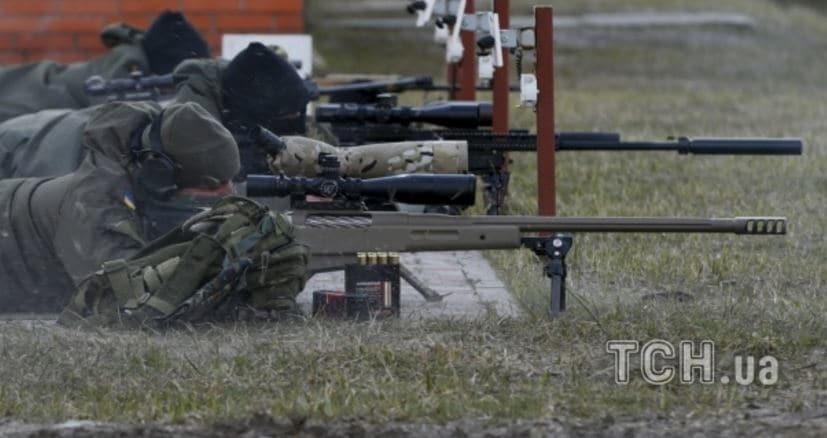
left=315, top=101, right=493, bottom=128
left=246, top=173, right=477, bottom=206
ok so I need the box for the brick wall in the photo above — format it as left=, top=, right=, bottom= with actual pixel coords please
left=0, top=0, right=305, bottom=64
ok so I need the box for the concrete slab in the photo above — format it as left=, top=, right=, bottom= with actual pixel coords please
left=0, top=251, right=517, bottom=323
left=300, top=251, right=518, bottom=319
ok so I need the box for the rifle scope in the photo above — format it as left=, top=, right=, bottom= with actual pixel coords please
left=246, top=174, right=477, bottom=206
left=315, top=101, right=493, bottom=128
left=84, top=73, right=175, bottom=97
left=319, top=76, right=434, bottom=96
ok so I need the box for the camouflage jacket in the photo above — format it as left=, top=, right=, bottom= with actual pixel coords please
left=0, top=42, right=149, bottom=123
left=0, top=59, right=223, bottom=180
left=0, top=58, right=469, bottom=182
left=0, top=102, right=160, bottom=313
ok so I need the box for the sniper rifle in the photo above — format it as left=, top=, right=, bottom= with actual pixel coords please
left=315, top=100, right=803, bottom=214
left=83, top=73, right=456, bottom=103
left=247, top=171, right=787, bottom=315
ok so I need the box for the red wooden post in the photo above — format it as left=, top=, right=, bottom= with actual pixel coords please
left=492, top=0, right=510, bottom=134
left=450, top=0, right=477, bottom=101
left=535, top=6, right=556, bottom=216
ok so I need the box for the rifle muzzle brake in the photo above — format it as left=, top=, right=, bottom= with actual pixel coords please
left=736, top=217, right=787, bottom=235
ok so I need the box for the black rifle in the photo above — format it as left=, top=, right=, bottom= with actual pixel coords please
left=321, top=76, right=435, bottom=103
left=320, top=76, right=521, bottom=103
left=315, top=99, right=492, bottom=128
left=84, top=72, right=454, bottom=104
left=315, top=101, right=803, bottom=214
left=84, top=72, right=176, bottom=102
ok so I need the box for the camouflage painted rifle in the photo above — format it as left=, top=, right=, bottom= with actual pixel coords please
left=314, top=100, right=803, bottom=215
left=248, top=171, right=787, bottom=315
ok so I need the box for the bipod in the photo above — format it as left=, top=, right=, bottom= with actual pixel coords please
left=522, top=234, right=573, bottom=316
left=399, top=265, right=444, bottom=302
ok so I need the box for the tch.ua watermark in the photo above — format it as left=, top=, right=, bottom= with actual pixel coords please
left=606, top=340, right=778, bottom=386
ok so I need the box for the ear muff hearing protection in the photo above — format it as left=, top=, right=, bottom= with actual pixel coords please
left=131, top=111, right=179, bottom=199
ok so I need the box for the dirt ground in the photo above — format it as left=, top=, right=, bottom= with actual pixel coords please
left=3, top=408, right=827, bottom=437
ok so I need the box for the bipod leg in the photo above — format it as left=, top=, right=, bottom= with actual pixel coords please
left=546, top=234, right=573, bottom=317
left=399, top=264, right=444, bottom=302
left=522, top=234, right=573, bottom=317
left=483, top=170, right=511, bottom=215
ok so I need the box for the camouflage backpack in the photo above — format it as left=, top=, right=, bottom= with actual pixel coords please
left=58, top=197, right=308, bottom=329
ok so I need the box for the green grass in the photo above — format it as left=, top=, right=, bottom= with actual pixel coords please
left=489, top=0, right=827, bottom=424
left=5, top=315, right=821, bottom=424
left=2, top=0, right=827, bottom=430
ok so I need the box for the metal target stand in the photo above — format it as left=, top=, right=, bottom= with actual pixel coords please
left=413, top=1, right=567, bottom=314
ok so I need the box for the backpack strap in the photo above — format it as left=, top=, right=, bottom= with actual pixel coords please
left=101, top=259, right=143, bottom=308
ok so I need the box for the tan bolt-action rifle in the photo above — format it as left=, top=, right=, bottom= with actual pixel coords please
left=249, top=172, right=787, bottom=316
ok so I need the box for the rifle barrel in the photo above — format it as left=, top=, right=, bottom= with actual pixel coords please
left=487, top=216, right=787, bottom=234
left=355, top=212, right=787, bottom=235
left=318, top=78, right=522, bottom=95
left=445, top=131, right=801, bottom=156
left=319, top=76, right=435, bottom=95
left=295, top=212, right=785, bottom=274
left=427, top=84, right=522, bottom=92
